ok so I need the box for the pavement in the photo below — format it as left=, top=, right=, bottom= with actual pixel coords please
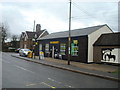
left=11, top=53, right=120, bottom=82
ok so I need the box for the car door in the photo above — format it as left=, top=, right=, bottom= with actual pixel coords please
left=19, top=49, right=23, bottom=56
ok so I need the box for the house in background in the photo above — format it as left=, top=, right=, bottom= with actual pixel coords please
left=93, top=32, right=120, bottom=64
left=20, top=24, right=49, bottom=50
left=37, top=24, right=113, bottom=63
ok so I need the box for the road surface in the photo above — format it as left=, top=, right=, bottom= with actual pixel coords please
left=2, top=52, right=119, bottom=88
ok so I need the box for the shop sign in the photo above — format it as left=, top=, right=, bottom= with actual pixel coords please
left=73, top=40, right=78, bottom=44
left=50, top=41, right=59, bottom=44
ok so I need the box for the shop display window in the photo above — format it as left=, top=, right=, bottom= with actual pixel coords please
left=71, top=40, right=78, bottom=56
left=45, top=44, right=49, bottom=53
left=60, top=43, right=66, bottom=55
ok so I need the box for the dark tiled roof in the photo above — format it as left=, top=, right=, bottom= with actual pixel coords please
left=20, top=32, right=25, bottom=39
left=26, top=30, right=44, bottom=39
left=38, top=24, right=108, bottom=40
left=93, top=32, right=120, bottom=46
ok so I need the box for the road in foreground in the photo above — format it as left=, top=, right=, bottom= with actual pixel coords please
left=2, top=52, right=119, bottom=88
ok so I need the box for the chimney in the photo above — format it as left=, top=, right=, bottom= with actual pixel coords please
left=36, top=24, right=41, bottom=32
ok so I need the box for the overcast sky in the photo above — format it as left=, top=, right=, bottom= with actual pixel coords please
left=0, top=0, right=118, bottom=37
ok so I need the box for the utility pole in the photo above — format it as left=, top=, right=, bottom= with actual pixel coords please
left=33, top=20, right=35, bottom=32
left=68, top=0, right=72, bottom=65
left=33, top=20, right=35, bottom=58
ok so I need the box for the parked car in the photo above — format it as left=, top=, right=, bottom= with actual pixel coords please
left=15, top=48, right=21, bottom=53
left=54, top=53, right=62, bottom=59
left=19, top=49, right=32, bottom=57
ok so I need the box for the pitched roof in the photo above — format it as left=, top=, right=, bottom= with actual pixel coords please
left=20, top=32, right=25, bottom=39
left=26, top=30, right=44, bottom=39
left=38, top=24, right=108, bottom=40
left=93, top=32, right=120, bottom=46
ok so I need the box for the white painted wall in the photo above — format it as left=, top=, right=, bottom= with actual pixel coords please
left=88, top=26, right=113, bottom=63
left=101, top=48, right=120, bottom=64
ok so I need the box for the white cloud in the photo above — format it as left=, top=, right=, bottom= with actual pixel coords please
left=19, top=8, right=69, bottom=33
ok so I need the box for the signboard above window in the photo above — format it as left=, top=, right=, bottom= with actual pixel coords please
left=50, top=41, right=59, bottom=44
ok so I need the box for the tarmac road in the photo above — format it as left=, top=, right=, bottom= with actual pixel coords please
left=2, top=52, right=119, bottom=88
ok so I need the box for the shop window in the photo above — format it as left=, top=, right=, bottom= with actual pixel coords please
left=39, top=44, right=42, bottom=51
left=71, top=40, right=78, bottom=56
left=45, top=44, right=49, bottom=53
left=60, top=43, right=66, bottom=55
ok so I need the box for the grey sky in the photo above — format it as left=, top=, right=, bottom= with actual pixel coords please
left=0, top=0, right=118, bottom=37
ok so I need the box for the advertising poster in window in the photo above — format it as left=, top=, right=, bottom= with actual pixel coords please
left=71, top=40, right=78, bottom=56
left=45, top=44, right=49, bottom=53
left=60, top=43, right=66, bottom=55
left=101, top=48, right=120, bottom=64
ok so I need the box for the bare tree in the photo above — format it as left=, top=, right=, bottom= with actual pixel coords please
left=10, top=34, right=20, bottom=49
left=0, top=22, right=10, bottom=51
left=11, top=35, right=18, bottom=41
left=1, top=23, right=9, bottom=44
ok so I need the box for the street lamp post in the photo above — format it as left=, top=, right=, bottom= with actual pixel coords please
left=68, top=0, right=72, bottom=65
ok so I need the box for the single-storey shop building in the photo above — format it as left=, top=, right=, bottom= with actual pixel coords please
left=37, top=24, right=113, bottom=63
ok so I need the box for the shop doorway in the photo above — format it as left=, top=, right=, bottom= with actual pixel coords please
left=50, top=45, right=59, bottom=58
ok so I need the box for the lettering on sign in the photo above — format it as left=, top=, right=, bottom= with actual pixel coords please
left=50, top=41, right=59, bottom=44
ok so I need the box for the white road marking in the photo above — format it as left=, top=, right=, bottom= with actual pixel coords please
left=41, top=82, right=56, bottom=88
left=14, top=65, right=35, bottom=74
left=26, top=83, right=36, bottom=86
left=48, top=78, right=55, bottom=82
left=48, top=77, right=74, bottom=88
left=48, top=78, right=61, bottom=84
left=25, top=82, right=56, bottom=88
left=64, top=85, right=72, bottom=88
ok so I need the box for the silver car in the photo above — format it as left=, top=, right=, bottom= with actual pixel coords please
left=19, top=49, right=31, bottom=56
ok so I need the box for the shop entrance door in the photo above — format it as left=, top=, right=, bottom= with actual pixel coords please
left=51, top=45, right=59, bottom=58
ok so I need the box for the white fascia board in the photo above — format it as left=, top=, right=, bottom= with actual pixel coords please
left=21, top=33, right=25, bottom=39
left=37, top=30, right=46, bottom=40
left=25, top=31, right=28, bottom=39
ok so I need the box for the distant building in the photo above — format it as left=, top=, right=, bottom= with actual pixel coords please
left=37, top=24, right=113, bottom=63
left=93, top=32, right=120, bottom=64
left=20, top=24, right=49, bottom=50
